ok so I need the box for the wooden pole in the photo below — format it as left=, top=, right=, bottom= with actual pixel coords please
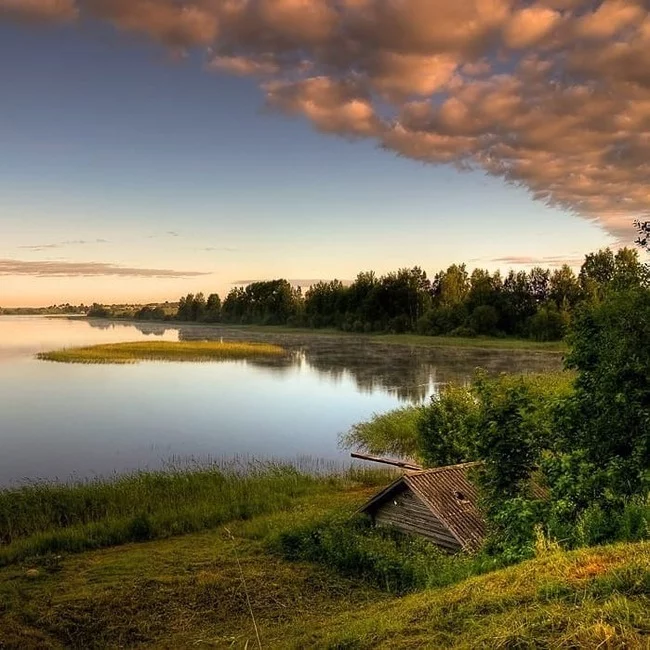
left=350, top=452, right=422, bottom=471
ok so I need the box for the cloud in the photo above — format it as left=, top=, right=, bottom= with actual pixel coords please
left=489, top=254, right=587, bottom=267
left=0, top=0, right=77, bottom=22
left=5, top=0, right=650, bottom=241
left=0, top=259, right=210, bottom=278
left=19, top=238, right=110, bottom=251
left=201, top=246, right=238, bottom=252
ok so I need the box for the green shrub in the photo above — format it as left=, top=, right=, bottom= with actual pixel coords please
left=417, top=383, right=481, bottom=467
left=469, top=305, right=499, bottom=335
left=272, top=513, right=500, bottom=594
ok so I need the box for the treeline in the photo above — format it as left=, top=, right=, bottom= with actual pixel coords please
left=345, top=282, right=650, bottom=559
left=0, top=304, right=86, bottom=315
left=171, top=248, right=648, bottom=342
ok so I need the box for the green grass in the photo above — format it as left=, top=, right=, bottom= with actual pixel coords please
left=295, top=540, right=650, bottom=648
left=0, top=463, right=392, bottom=567
left=272, top=512, right=502, bottom=594
left=339, top=405, right=424, bottom=461
left=214, top=323, right=568, bottom=352
left=1, top=488, right=648, bottom=648
left=372, top=332, right=567, bottom=352
left=37, top=340, right=286, bottom=364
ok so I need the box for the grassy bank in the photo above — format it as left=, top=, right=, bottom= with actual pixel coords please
left=1, top=477, right=648, bottom=648
left=37, top=340, right=286, bottom=364
left=0, top=463, right=390, bottom=567
left=206, top=323, right=567, bottom=352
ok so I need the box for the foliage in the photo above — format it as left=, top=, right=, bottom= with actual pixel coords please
left=37, top=340, right=285, bottom=364
left=417, top=383, right=481, bottom=467
left=134, top=305, right=166, bottom=320
left=221, top=280, right=303, bottom=325
left=87, top=303, right=110, bottom=318
left=87, top=247, right=646, bottom=344
left=635, top=219, right=649, bottom=251
left=340, top=406, right=423, bottom=460
left=527, top=302, right=570, bottom=341
left=543, top=287, right=650, bottom=534
left=272, top=513, right=499, bottom=594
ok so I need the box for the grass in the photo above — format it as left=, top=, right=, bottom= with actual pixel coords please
left=272, top=511, right=503, bottom=594
left=294, top=540, right=650, bottom=648
left=373, top=332, right=567, bottom=352
left=215, top=323, right=568, bottom=352
left=36, top=340, right=286, bottom=364
left=0, top=462, right=392, bottom=567
left=1, top=480, right=648, bottom=648
left=339, top=405, right=424, bottom=462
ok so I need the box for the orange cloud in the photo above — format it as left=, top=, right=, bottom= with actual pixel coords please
left=0, top=0, right=77, bottom=22
left=4, top=0, right=650, bottom=241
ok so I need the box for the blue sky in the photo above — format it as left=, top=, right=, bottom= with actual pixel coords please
left=0, top=14, right=620, bottom=306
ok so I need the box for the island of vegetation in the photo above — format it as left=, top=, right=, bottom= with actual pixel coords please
left=37, top=340, right=285, bottom=364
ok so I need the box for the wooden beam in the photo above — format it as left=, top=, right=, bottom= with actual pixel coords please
left=350, top=452, right=422, bottom=471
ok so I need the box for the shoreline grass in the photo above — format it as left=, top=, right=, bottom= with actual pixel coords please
left=0, top=462, right=392, bottom=567
left=186, top=323, right=567, bottom=352
left=36, top=340, right=286, bottom=364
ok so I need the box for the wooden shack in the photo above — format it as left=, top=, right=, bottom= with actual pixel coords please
left=358, top=462, right=485, bottom=552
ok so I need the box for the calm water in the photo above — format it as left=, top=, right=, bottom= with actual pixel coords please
left=0, top=316, right=562, bottom=486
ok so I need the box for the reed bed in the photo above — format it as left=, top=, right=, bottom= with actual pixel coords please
left=0, top=460, right=391, bottom=566
left=37, top=340, right=286, bottom=364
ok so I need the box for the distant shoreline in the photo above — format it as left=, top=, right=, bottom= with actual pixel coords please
left=74, top=316, right=567, bottom=354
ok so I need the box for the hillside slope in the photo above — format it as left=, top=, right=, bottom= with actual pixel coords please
left=2, top=503, right=648, bottom=649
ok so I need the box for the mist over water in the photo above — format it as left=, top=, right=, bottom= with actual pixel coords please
left=0, top=316, right=561, bottom=486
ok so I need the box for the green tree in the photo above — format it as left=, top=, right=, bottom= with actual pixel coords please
left=549, top=265, right=581, bottom=309
left=205, top=293, right=221, bottom=322
left=551, top=287, right=650, bottom=512
left=87, top=303, right=110, bottom=318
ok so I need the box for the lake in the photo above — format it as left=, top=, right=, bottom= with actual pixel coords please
left=0, top=316, right=562, bottom=486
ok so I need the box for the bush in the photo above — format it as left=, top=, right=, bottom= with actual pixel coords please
left=272, top=513, right=499, bottom=594
left=538, top=287, right=650, bottom=542
left=417, top=383, right=481, bottom=467
left=469, top=305, right=499, bottom=335
left=416, top=305, right=466, bottom=336
left=527, top=303, right=569, bottom=341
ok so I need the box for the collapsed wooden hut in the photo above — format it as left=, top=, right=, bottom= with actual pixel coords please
left=357, top=462, right=486, bottom=552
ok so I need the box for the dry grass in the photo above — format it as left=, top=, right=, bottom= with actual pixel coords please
left=37, top=340, right=286, bottom=364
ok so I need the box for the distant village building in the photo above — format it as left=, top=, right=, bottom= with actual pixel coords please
left=358, top=462, right=486, bottom=552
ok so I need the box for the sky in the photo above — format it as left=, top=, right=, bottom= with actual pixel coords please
left=1, top=0, right=648, bottom=307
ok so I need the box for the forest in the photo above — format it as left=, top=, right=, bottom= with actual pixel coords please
left=155, top=247, right=648, bottom=342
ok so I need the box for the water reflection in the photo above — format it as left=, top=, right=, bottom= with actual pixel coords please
left=83, top=318, right=562, bottom=402
left=0, top=316, right=563, bottom=485
left=170, top=323, right=562, bottom=401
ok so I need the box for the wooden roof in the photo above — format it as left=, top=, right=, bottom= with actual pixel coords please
left=359, top=462, right=486, bottom=552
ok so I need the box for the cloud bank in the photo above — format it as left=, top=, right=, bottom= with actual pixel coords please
left=4, top=0, right=650, bottom=241
left=19, top=238, right=110, bottom=251
left=0, top=259, right=210, bottom=278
